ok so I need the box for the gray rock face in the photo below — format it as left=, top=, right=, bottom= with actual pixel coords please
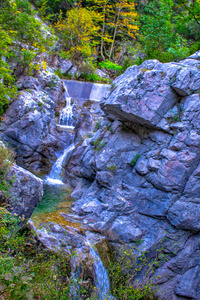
left=0, top=69, right=72, bottom=173
left=5, top=164, right=43, bottom=219
left=62, top=54, right=200, bottom=299
left=101, top=58, right=200, bottom=129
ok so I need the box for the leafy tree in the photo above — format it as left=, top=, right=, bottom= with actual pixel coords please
left=174, top=0, right=200, bottom=44
left=107, top=0, right=139, bottom=59
left=87, top=0, right=139, bottom=61
left=31, top=0, right=77, bottom=22
left=140, top=0, right=190, bottom=62
left=140, top=0, right=174, bottom=54
left=0, top=28, right=17, bottom=114
left=0, top=0, right=57, bottom=114
left=55, top=7, right=100, bottom=63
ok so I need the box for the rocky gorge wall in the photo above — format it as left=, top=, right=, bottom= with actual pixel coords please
left=61, top=52, right=200, bottom=299
left=0, top=68, right=70, bottom=173
left=1, top=51, right=200, bottom=299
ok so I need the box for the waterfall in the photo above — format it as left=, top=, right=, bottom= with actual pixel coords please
left=69, top=240, right=114, bottom=300
left=42, top=82, right=115, bottom=298
left=58, top=84, right=74, bottom=129
left=46, top=143, right=75, bottom=185
left=87, top=240, right=115, bottom=300
left=45, top=84, right=75, bottom=185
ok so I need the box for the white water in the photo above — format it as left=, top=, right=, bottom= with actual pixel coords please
left=46, top=84, right=75, bottom=185
left=59, top=85, right=74, bottom=128
left=69, top=240, right=114, bottom=300
left=45, top=82, right=114, bottom=298
left=87, top=240, right=115, bottom=300
left=46, top=143, right=75, bottom=185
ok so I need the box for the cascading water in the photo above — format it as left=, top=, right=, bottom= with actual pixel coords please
left=58, top=84, right=74, bottom=129
left=87, top=240, right=115, bottom=300
left=34, top=81, right=115, bottom=299
left=69, top=240, right=115, bottom=300
left=46, top=83, right=75, bottom=185
left=46, top=143, right=75, bottom=185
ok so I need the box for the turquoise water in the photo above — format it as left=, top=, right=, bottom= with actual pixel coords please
left=31, top=183, right=77, bottom=227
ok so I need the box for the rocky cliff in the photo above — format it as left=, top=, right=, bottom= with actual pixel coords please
left=62, top=53, right=200, bottom=299
left=1, top=51, right=200, bottom=299
left=0, top=68, right=72, bottom=173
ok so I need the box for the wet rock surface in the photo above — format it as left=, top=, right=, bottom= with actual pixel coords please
left=0, top=67, right=108, bottom=175
left=62, top=54, right=200, bottom=299
left=0, top=68, right=72, bottom=173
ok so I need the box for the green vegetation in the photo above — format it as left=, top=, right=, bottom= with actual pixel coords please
left=130, top=153, right=141, bottom=167
left=90, top=138, right=107, bottom=152
left=0, top=208, right=73, bottom=300
left=0, top=0, right=56, bottom=115
left=0, top=143, right=14, bottom=197
left=91, top=137, right=102, bottom=147
left=139, top=0, right=190, bottom=62
left=167, top=106, right=183, bottom=123
left=93, top=120, right=102, bottom=132
left=0, top=206, right=166, bottom=300
left=108, top=243, right=165, bottom=300
left=107, top=126, right=114, bottom=134
left=107, top=164, right=117, bottom=172
left=1, top=0, right=200, bottom=113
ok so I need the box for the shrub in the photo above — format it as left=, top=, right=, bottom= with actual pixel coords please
left=130, top=153, right=141, bottom=167
left=0, top=208, right=72, bottom=300
left=90, top=138, right=107, bottom=152
left=93, top=120, right=101, bottom=132
left=107, top=164, right=117, bottom=172
left=0, top=30, right=18, bottom=115
left=91, top=138, right=102, bottom=147
left=0, top=142, right=14, bottom=196
left=107, top=126, right=114, bottom=134
left=99, top=59, right=122, bottom=71
left=54, top=69, right=69, bottom=79
left=108, top=243, right=166, bottom=300
left=55, top=7, right=100, bottom=64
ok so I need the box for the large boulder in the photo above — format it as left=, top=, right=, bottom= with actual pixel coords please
left=5, top=164, right=43, bottom=219
left=101, top=58, right=200, bottom=129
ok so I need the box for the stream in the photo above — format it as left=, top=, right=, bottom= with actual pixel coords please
left=31, top=82, right=114, bottom=300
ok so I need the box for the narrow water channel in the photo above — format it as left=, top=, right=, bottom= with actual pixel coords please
left=31, top=82, right=115, bottom=300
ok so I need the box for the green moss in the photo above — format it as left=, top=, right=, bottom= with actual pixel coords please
left=38, top=102, right=43, bottom=107
left=93, top=120, right=101, bottom=132
left=0, top=143, right=14, bottom=197
left=130, top=153, right=141, bottom=167
left=107, top=164, right=117, bottom=172
left=90, top=138, right=102, bottom=147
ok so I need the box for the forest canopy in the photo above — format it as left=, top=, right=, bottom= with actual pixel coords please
left=0, top=0, right=200, bottom=114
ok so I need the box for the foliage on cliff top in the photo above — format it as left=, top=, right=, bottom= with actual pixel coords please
left=0, top=0, right=57, bottom=115
left=1, top=0, right=200, bottom=114
left=55, top=6, right=100, bottom=63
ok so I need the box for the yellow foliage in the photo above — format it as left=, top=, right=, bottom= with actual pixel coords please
left=42, top=61, right=47, bottom=70
left=87, top=0, right=139, bottom=60
left=55, top=7, right=100, bottom=62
